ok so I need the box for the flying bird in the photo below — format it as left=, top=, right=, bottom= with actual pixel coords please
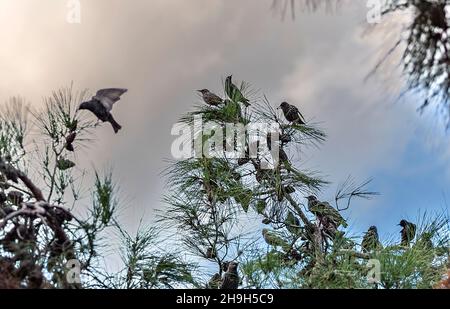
left=225, top=76, right=250, bottom=107
left=78, top=88, right=128, bottom=133
left=361, top=226, right=382, bottom=252
left=197, top=89, right=223, bottom=106
left=399, top=219, right=417, bottom=246
left=278, top=102, right=306, bottom=125
left=220, top=261, right=239, bottom=289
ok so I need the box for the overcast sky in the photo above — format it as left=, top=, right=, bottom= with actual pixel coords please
left=0, top=0, right=449, bottom=242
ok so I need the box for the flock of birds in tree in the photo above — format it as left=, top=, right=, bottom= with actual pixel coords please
left=195, top=77, right=420, bottom=289
left=66, top=79, right=419, bottom=289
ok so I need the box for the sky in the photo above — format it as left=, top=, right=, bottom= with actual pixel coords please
left=0, top=0, right=449, bottom=244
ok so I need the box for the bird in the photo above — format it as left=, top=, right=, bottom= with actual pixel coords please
left=197, top=89, right=223, bottom=106
left=278, top=102, right=306, bottom=125
left=306, top=195, right=347, bottom=239
left=399, top=219, right=417, bottom=246
left=306, top=195, right=348, bottom=228
left=225, top=76, right=250, bottom=107
left=78, top=88, right=127, bottom=133
left=262, top=229, right=290, bottom=251
left=220, top=261, right=239, bottom=289
left=361, top=226, right=382, bottom=252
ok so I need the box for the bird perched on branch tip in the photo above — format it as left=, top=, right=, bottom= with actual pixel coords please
left=78, top=88, right=127, bottom=133
left=399, top=219, right=416, bottom=246
left=361, top=226, right=382, bottom=252
left=197, top=89, right=223, bottom=106
left=225, top=76, right=250, bottom=107
left=306, top=195, right=347, bottom=228
left=278, top=102, right=305, bottom=125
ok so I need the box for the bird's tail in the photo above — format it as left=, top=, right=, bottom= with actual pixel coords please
left=108, top=115, right=122, bottom=134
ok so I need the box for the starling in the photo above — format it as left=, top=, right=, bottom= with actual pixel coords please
left=278, top=102, right=305, bottom=124
left=220, top=261, right=239, bottom=289
left=65, top=132, right=77, bottom=152
left=399, top=219, right=417, bottom=246
left=262, top=229, right=290, bottom=251
left=197, top=89, right=223, bottom=106
left=307, top=195, right=348, bottom=228
left=208, top=273, right=221, bottom=289
left=225, top=76, right=250, bottom=107
left=78, top=88, right=127, bottom=133
left=361, top=226, right=382, bottom=252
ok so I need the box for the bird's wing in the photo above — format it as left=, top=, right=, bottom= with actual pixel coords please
left=94, top=88, right=128, bottom=111
left=210, top=92, right=223, bottom=101
left=292, top=105, right=305, bottom=122
left=322, top=202, right=347, bottom=227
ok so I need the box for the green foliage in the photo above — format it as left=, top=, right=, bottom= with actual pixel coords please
left=0, top=86, right=194, bottom=289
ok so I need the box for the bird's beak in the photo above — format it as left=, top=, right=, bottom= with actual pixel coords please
left=196, top=90, right=202, bottom=93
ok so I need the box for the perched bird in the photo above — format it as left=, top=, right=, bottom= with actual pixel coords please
left=306, top=196, right=348, bottom=228
left=225, top=76, right=250, bottom=107
left=220, top=261, right=239, bottom=289
left=361, top=226, right=382, bottom=252
left=399, top=219, right=417, bottom=246
left=306, top=195, right=347, bottom=239
left=78, top=88, right=127, bottom=133
left=65, top=132, right=77, bottom=152
left=197, top=89, right=223, bottom=106
left=278, top=102, right=305, bottom=125
left=262, top=229, right=290, bottom=251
